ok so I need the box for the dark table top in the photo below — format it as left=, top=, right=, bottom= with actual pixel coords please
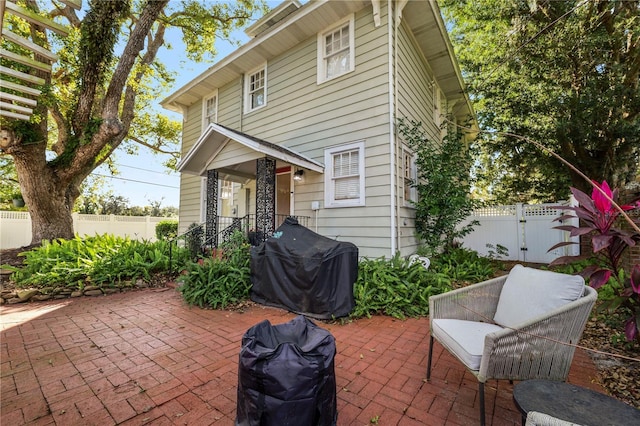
left=513, top=380, right=640, bottom=426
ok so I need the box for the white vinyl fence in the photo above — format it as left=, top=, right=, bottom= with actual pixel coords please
left=459, top=201, right=580, bottom=264
left=1, top=211, right=169, bottom=249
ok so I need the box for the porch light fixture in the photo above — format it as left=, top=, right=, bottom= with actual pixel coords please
left=293, top=169, right=304, bottom=181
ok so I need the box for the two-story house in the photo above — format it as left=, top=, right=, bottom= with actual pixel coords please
left=161, top=0, right=475, bottom=259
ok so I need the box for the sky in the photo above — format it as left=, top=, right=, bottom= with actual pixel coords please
left=92, top=3, right=280, bottom=209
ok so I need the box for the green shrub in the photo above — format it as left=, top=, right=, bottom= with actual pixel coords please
left=184, top=222, right=204, bottom=260
left=351, top=253, right=452, bottom=319
left=155, top=220, right=178, bottom=240
left=397, top=118, right=478, bottom=254
left=6, top=234, right=185, bottom=288
left=179, top=230, right=251, bottom=308
left=429, top=246, right=496, bottom=285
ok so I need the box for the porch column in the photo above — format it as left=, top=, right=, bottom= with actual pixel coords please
left=255, top=157, right=276, bottom=243
left=206, top=169, right=218, bottom=247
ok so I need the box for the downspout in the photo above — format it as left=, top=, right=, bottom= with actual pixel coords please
left=393, top=0, right=402, bottom=255
left=239, top=75, right=244, bottom=132
left=387, top=0, right=397, bottom=256
left=389, top=0, right=407, bottom=255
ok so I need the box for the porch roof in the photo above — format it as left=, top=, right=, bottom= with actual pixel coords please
left=176, top=123, right=324, bottom=177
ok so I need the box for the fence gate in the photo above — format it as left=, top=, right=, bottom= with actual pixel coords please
left=460, top=201, right=579, bottom=264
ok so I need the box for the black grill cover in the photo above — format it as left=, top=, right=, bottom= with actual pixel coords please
left=236, top=315, right=337, bottom=426
left=250, top=217, right=358, bottom=319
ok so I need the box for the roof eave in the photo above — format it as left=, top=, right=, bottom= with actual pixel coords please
left=160, top=0, right=331, bottom=112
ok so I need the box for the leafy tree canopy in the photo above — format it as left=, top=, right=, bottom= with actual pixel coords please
left=0, top=0, right=268, bottom=243
left=442, top=0, right=640, bottom=203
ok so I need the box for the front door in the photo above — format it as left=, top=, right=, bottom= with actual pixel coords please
left=276, top=171, right=291, bottom=228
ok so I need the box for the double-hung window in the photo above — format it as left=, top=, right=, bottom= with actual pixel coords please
left=245, top=65, right=267, bottom=113
left=202, top=91, right=218, bottom=130
left=324, top=141, right=365, bottom=207
left=317, top=15, right=355, bottom=84
left=402, top=146, right=417, bottom=205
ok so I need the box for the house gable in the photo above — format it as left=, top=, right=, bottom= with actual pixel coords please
left=177, top=123, right=324, bottom=176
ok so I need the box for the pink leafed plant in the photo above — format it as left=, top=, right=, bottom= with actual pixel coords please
left=550, top=180, right=640, bottom=341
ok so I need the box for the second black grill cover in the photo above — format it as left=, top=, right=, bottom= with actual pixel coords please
left=236, top=315, right=337, bottom=426
left=250, top=218, right=358, bottom=319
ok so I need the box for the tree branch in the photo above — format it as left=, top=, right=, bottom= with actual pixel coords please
left=103, top=0, right=169, bottom=118
left=49, top=104, right=69, bottom=155
left=73, top=0, right=130, bottom=134
left=450, top=120, right=640, bottom=234
left=64, top=0, right=168, bottom=182
left=120, top=23, right=166, bottom=136
left=50, top=1, right=81, bottom=27
left=129, top=135, right=180, bottom=157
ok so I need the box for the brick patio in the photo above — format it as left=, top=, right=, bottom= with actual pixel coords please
left=1, top=288, right=603, bottom=425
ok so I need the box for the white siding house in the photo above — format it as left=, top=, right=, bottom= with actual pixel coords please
left=161, top=0, right=475, bottom=259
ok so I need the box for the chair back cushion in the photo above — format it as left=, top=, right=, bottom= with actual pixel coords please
left=493, top=264, right=585, bottom=328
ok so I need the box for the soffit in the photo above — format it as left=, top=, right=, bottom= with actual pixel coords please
left=402, top=1, right=474, bottom=120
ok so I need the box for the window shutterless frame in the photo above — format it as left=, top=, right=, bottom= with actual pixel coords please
left=244, top=65, right=267, bottom=113
left=324, top=141, right=365, bottom=207
left=402, top=146, right=417, bottom=205
left=317, top=14, right=355, bottom=84
left=202, top=90, right=218, bottom=131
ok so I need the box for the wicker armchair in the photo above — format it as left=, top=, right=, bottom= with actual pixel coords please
left=426, top=265, right=597, bottom=426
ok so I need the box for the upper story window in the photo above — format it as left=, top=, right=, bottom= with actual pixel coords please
left=317, top=14, right=355, bottom=84
left=402, top=146, right=417, bottom=205
left=324, top=141, right=365, bottom=208
left=202, top=91, right=218, bottom=130
left=244, top=65, right=267, bottom=113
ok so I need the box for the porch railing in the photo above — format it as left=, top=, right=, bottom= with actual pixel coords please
left=168, top=214, right=310, bottom=271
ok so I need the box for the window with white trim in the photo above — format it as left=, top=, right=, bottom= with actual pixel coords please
left=324, top=141, right=365, bottom=207
left=317, top=14, right=355, bottom=84
left=202, top=91, right=218, bottom=130
left=402, top=146, right=417, bottom=205
left=244, top=65, right=267, bottom=113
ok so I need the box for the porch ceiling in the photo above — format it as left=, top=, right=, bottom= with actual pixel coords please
left=177, top=123, right=324, bottom=178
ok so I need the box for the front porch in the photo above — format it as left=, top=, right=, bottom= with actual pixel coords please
left=177, top=123, right=324, bottom=248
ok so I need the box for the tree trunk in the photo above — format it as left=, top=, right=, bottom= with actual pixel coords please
left=11, top=144, right=77, bottom=244
left=28, top=190, right=75, bottom=244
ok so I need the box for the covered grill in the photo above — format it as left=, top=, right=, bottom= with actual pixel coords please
left=250, top=217, right=358, bottom=319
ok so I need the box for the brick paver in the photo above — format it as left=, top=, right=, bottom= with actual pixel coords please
left=1, top=288, right=603, bottom=425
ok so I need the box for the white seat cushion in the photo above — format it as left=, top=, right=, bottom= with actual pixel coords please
left=432, top=319, right=503, bottom=370
left=493, top=264, right=585, bottom=329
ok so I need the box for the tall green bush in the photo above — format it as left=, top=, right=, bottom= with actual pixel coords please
left=155, top=220, right=178, bottom=240
left=398, top=118, right=478, bottom=254
left=429, top=246, right=496, bottom=286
